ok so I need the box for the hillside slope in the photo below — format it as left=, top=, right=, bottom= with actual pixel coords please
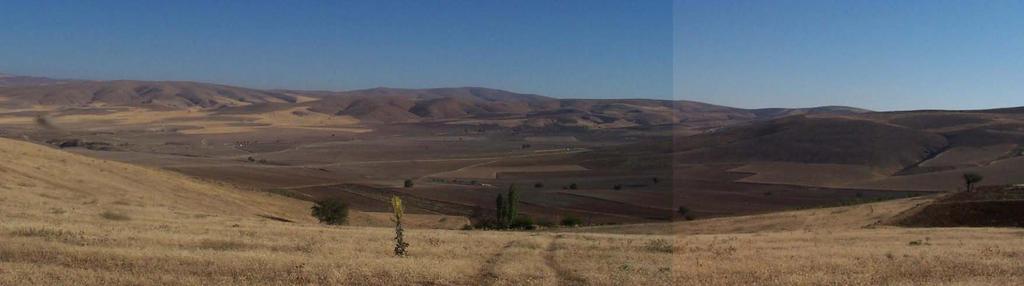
left=0, top=138, right=672, bottom=285
left=0, top=76, right=870, bottom=128
left=0, top=137, right=314, bottom=223
left=0, top=80, right=300, bottom=109
left=675, top=116, right=949, bottom=171
left=577, top=196, right=937, bottom=235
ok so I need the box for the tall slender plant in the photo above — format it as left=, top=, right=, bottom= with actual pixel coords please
left=391, top=196, right=409, bottom=256
left=506, top=184, right=519, bottom=225
left=495, top=193, right=506, bottom=227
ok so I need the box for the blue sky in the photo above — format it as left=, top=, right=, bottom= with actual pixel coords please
left=0, top=0, right=671, bottom=99
left=676, top=0, right=1024, bottom=111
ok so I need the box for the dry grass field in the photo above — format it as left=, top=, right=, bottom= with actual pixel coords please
left=673, top=228, right=1024, bottom=285
left=1, top=117, right=1023, bottom=285
left=584, top=197, right=1024, bottom=285
left=0, top=138, right=673, bottom=285
left=1, top=137, right=1021, bottom=285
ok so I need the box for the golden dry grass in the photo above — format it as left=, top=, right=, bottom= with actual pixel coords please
left=673, top=228, right=1024, bottom=285
left=2, top=137, right=1023, bottom=285
left=0, top=138, right=672, bottom=285
left=0, top=106, right=371, bottom=134
left=177, top=107, right=371, bottom=135
left=583, top=197, right=1024, bottom=285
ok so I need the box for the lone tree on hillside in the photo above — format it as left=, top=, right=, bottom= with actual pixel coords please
left=311, top=199, right=349, bottom=225
left=404, top=179, right=414, bottom=188
left=963, top=173, right=984, bottom=192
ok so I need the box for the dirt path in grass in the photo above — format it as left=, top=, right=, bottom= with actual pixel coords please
left=544, top=235, right=588, bottom=285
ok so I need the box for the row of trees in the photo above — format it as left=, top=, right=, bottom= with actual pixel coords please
left=487, top=184, right=587, bottom=229
left=495, top=185, right=519, bottom=227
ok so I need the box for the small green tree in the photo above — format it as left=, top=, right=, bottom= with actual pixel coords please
left=569, top=183, right=578, bottom=190
left=560, top=216, right=583, bottom=227
left=963, top=173, right=983, bottom=192
left=311, top=199, right=349, bottom=225
left=404, top=179, right=414, bottom=188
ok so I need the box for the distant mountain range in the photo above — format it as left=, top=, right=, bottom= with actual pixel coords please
left=0, top=73, right=76, bottom=87
left=0, top=72, right=868, bottom=128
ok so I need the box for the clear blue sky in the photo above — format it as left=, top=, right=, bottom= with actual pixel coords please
left=0, top=0, right=671, bottom=99
left=676, top=0, right=1024, bottom=111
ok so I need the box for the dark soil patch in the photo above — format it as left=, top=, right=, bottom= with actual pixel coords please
left=894, top=186, right=1024, bottom=227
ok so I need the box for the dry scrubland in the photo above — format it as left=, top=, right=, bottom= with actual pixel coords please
left=0, top=138, right=672, bottom=285
left=1, top=138, right=1023, bottom=285
left=588, top=197, right=1024, bottom=285
left=673, top=228, right=1024, bottom=285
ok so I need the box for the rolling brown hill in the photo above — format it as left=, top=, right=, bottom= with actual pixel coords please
left=304, top=87, right=559, bottom=122
left=671, top=108, right=1024, bottom=191
left=675, top=116, right=949, bottom=171
left=676, top=100, right=870, bottom=129
left=0, top=80, right=300, bottom=109
left=0, top=74, right=868, bottom=128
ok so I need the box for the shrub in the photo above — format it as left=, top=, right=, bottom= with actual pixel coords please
left=560, top=216, right=583, bottom=227
left=510, top=215, right=535, bottom=230
left=197, top=239, right=250, bottom=251
left=677, top=206, right=690, bottom=216
left=569, top=183, right=578, bottom=190
left=264, top=188, right=310, bottom=200
left=311, top=199, right=349, bottom=225
left=404, top=179, right=415, bottom=188
left=536, top=218, right=556, bottom=228
left=613, top=184, right=622, bottom=190
left=100, top=211, right=131, bottom=221
left=534, top=182, right=544, bottom=188
left=644, top=238, right=675, bottom=253
left=684, top=214, right=696, bottom=221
